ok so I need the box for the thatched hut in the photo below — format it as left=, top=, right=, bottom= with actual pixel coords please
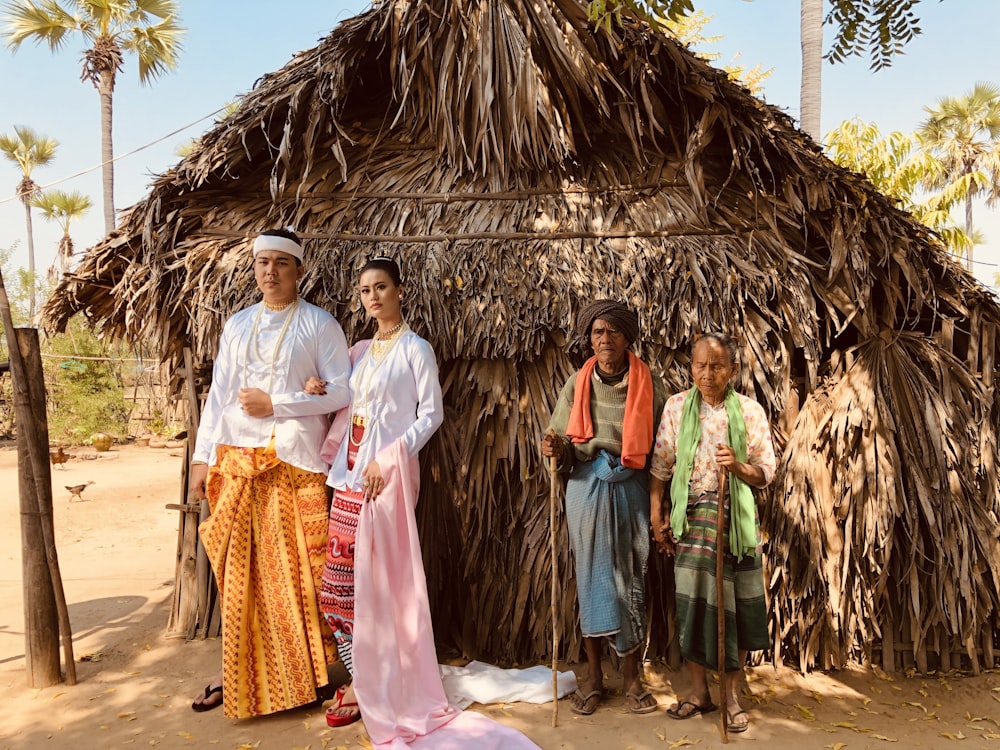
left=44, top=0, right=1000, bottom=674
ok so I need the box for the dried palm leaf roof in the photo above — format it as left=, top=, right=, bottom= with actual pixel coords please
left=43, top=0, right=1000, bottom=671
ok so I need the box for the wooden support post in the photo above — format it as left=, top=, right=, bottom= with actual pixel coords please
left=881, top=608, right=895, bottom=673
left=939, top=639, right=951, bottom=671
left=17, top=328, right=60, bottom=687
left=965, top=635, right=980, bottom=676
left=0, top=302, right=76, bottom=684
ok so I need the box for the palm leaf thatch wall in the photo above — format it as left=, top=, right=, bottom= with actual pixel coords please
left=44, top=0, right=1000, bottom=673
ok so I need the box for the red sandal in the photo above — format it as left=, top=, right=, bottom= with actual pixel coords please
left=325, top=684, right=361, bottom=727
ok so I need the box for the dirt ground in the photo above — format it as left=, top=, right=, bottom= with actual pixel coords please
left=2, top=444, right=1000, bottom=749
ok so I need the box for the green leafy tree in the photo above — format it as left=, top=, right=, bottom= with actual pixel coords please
left=660, top=9, right=772, bottom=95
left=0, top=124, right=57, bottom=320
left=2, top=0, right=185, bottom=233
left=31, top=188, right=92, bottom=283
left=916, top=82, right=1000, bottom=272
left=43, top=319, right=130, bottom=444
left=588, top=1, right=929, bottom=142
left=826, top=118, right=976, bottom=257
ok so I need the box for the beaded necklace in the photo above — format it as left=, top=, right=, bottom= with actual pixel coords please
left=243, top=297, right=300, bottom=391
left=349, top=321, right=408, bottom=447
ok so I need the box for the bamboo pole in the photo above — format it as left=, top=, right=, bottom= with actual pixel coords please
left=717, top=466, right=728, bottom=744
left=0, top=270, right=76, bottom=684
left=549, top=450, right=559, bottom=727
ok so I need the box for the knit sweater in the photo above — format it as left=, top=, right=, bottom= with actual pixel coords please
left=548, top=368, right=667, bottom=471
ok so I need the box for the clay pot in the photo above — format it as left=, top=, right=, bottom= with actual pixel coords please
left=91, top=432, right=114, bottom=452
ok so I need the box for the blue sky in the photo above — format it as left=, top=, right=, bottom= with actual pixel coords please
left=1, top=0, right=998, bottom=290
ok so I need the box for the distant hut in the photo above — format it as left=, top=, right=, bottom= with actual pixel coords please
left=44, top=0, right=1000, bottom=673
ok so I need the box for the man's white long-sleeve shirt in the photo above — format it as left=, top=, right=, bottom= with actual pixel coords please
left=192, top=299, right=350, bottom=474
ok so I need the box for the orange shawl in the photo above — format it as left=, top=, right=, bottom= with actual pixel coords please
left=565, top=351, right=654, bottom=469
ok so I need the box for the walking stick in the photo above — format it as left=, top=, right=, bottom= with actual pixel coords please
left=716, top=465, right=729, bottom=744
left=550, top=448, right=560, bottom=727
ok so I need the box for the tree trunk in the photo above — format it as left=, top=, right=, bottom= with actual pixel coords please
left=965, top=193, right=974, bottom=272
left=799, top=0, right=824, bottom=141
left=22, top=197, right=36, bottom=321
left=99, top=68, right=116, bottom=234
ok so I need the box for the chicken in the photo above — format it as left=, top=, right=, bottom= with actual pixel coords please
left=50, top=445, right=70, bottom=470
left=66, top=481, right=95, bottom=502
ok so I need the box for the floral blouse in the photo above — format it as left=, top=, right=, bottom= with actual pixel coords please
left=650, top=389, right=777, bottom=494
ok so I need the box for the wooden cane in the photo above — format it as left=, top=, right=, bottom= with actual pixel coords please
left=717, top=465, right=729, bottom=744
left=550, top=444, right=560, bottom=727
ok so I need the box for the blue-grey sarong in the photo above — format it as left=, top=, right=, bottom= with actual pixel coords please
left=564, top=450, right=650, bottom=655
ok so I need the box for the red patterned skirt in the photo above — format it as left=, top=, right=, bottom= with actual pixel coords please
left=319, top=421, right=365, bottom=673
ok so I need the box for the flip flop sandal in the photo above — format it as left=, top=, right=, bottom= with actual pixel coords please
left=326, top=684, right=362, bottom=727
left=569, top=688, right=603, bottom=715
left=191, top=683, right=223, bottom=712
left=625, top=690, right=658, bottom=714
left=665, top=699, right=718, bottom=720
left=728, top=709, right=750, bottom=733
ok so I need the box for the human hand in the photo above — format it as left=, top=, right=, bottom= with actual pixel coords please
left=190, top=463, right=209, bottom=502
left=304, top=377, right=327, bottom=395
left=652, top=522, right=676, bottom=556
left=361, top=460, right=384, bottom=501
left=238, top=387, right=275, bottom=417
left=715, top=443, right=738, bottom=470
left=541, top=432, right=565, bottom=460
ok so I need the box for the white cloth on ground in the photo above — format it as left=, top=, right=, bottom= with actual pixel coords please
left=440, top=660, right=579, bottom=710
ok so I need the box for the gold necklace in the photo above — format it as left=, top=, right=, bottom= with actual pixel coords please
left=349, top=322, right=408, bottom=447
left=370, top=320, right=405, bottom=359
left=243, top=298, right=300, bottom=391
left=264, top=295, right=297, bottom=312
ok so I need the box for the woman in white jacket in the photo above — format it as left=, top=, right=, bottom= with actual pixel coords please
left=309, top=256, right=443, bottom=730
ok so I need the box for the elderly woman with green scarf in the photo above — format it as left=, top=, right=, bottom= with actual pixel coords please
left=649, top=333, right=776, bottom=735
left=541, top=299, right=667, bottom=717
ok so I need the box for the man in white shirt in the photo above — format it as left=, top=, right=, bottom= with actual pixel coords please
left=189, top=228, right=350, bottom=718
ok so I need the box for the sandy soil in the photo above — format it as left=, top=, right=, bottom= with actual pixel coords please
left=2, top=443, right=999, bottom=750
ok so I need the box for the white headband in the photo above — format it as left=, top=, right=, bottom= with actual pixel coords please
left=252, top=233, right=303, bottom=261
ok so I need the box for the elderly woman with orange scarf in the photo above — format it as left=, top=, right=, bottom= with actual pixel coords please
left=541, top=299, right=667, bottom=716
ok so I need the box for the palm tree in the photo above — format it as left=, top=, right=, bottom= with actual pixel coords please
left=917, top=82, right=1000, bottom=272
left=798, top=0, right=823, bottom=139
left=2, top=0, right=185, bottom=234
left=0, top=124, right=57, bottom=319
left=32, top=189, right=92, bottom=284
left=826, top=118, right=976, bottom=257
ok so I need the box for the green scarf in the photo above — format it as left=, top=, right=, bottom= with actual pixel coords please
left=669, top=385, right=758, bottom=560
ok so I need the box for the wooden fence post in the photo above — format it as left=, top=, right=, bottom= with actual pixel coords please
left=16, top=327, right=61, bottom=686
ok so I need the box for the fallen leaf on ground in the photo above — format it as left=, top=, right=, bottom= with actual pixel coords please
left=795, top=704, right=816, bottom=720
left=872, top=666, right=894, bottom=682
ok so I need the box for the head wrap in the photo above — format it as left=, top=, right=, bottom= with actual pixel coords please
left=252, top=231, right=303, bottom=262
left=576, top=299, right=640, bottom=344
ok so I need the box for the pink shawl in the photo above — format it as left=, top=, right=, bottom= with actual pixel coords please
left=352, top=439, right=539, bottom=749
